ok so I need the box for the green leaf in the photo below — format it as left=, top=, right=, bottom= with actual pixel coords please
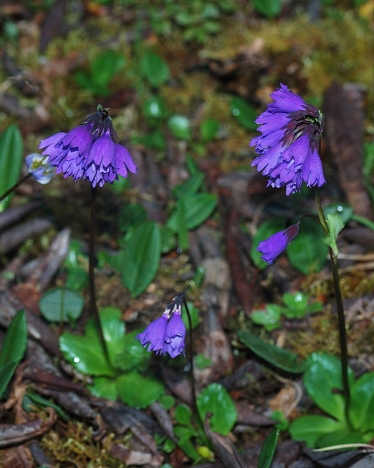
left=350, top=372, right=374, bottom=432
left=252, top=0, right=282, bottom=17
left=238, top=330, right=306, bottom=373
left=141, top=50, right=170, bottom=87
left=121, top=221, right=161, bottom=297
left=197, top=383, right=237, bottom=435
left=39, top=288, right=84, bottom=322
left=324, top=213, right=345, bottom=257
left=289, top=415, right=346, bottom=448
left=24, top=391, right=69, bottom=421
left=119, top=203, right=147, bottom=233
left=304, top=353, right=354, bottom=421
left=0, top=361, right=17, bottom=399
left=258, top=428, right=279, bottom=468
left=0, top=310, right=27, bottom=369
left=91, top=50, right=125, bottom=87
left=98, top=307, right=125, bottom=369
left=89, top=376, right=118, bottom=400
left=181, top=193, right=217, bottom=230
left=143, top=96, right=168, bottom=120
left=0, top=125, right=23, bottom=211
left=323, top=203, right=353, bottom=224
left=172, top=172, right=205, bottom=198
left=175, top=404, right=193, bottom=427
left=230, top=96, right=258, bottom=130
left=59, top=308, right=125, bottom=377
left=251, top=218, right=286, bottom=268
left=114, top=330, right=151, bottom=371
left=200, top=118, right=219, bottom=142
left=168, top=115, right=191, bottom=140
left=116, top=371, right=164, bottom=408
left=287, top=218, right=328, bottom=274
left=251, top=305, right=282, bottom=331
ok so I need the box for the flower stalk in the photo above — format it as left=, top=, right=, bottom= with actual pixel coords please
left=89, top=186, right=114, bottom=373
left=315, top=192, right=352, bottom=430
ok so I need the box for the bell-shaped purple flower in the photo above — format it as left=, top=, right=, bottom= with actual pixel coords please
left=39, top=105, right=137, bottom=188
left=258, top=223, right=300, bottom=264
left=250, top=84, right=325, bottom=195
left=136, top=315, right=168, bottom=354
left=136, top=294, right=186, bottom=358
left=163, top=310, right=186, bottom=358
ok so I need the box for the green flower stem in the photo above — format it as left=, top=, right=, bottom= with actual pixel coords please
left=89, top=186, right=114, bottom=374
left=0, top=173, right=32, bottom=203
left=315, top=193, right=353, bottom=430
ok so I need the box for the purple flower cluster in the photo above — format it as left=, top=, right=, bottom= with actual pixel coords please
left=39, top=105, right=137, bottom=188
left=258, top=223, right=300, bottom=264
left=250, top=83, right=325, bottom=196
left=136, top=295, right=186, bottom=358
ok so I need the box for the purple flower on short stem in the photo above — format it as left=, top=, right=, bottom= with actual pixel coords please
left=39, top=105, right=137, bottom=188
left=137, top=294, right=186, bottom=358
left=258, top=223, right=300, bottom=264
left=250, top=83, right=325, bottom=195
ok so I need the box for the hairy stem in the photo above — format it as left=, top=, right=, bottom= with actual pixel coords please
left=89, top=186, right=114, bottom=373
left=315, top=192, right=352, bottom=430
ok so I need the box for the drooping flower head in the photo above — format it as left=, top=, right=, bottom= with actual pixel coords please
left=39, top=105, right=137, bottom=188
left=258, top=223, right=300, bottom=264
left=25, top=153, right=55, bottom=184
left=136, top=294, right=186, bottom=358
left=250, top=84, right=325, bottom=195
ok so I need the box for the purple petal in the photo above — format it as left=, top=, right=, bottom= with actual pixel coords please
left=136, top=316, right=168, bottom=353
left=258, top=223, right=300, bottom=264
left=163, top=312, right=186, bottom=358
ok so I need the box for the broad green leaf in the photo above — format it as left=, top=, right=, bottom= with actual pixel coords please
left=238, top=330, right=306, bottom=373
left=251, top=305, right=282, bottom=331
left=39, top=288, right=84, bottom=322
left=182, top=193, right=217, bottom=230
left=175, top=404, right=193, bottom=427
left=230, top=96, right=257, bottom=130
left=168, top=115, right=191, bottom=140
left=172, top=172, right=205, bottom=198
left=304, top=353, right=354, bottom=421
left=252, top=0, right=281, bottom=17
left=316, top=428, right=365, bottom=447
left=114, top=330, right=151, bottom=371
left=89, top=376, right=118, bottom=400
left=168, top=199, right=189, bottom=250
left=0, top=125, right=23, bottom=211
left=121, top=221, right=161, bottom=297
left=0, top=310, right=27, bottom=368
left=65, top=267, right=88, bottom=291
left=160, top=225, right=176, bottom=253
left=141, top=50, right=170, bottom=87
left=289, top=415, right=346, bottom=448
left=59, top=310, right=122, bottom=377
left=323, top=203, right=353, bottom=224
left=91, top=50, right=125, bottom=87
left=200, top=118, right=219, bottom=142
left=0, top=361, right=17, bottom=399
left=197, top=383, right=237, bottom=435
left=116, top=371, right=164, bottom=408
left=98, top=307, right=125, bottom=369
left=350, top=372, right=374, bottom=432
left=258, top=429, right=279, bottom=468
left=287, top=218, right=328, bottom=274
left=251, top=218, right=286, bottom=268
